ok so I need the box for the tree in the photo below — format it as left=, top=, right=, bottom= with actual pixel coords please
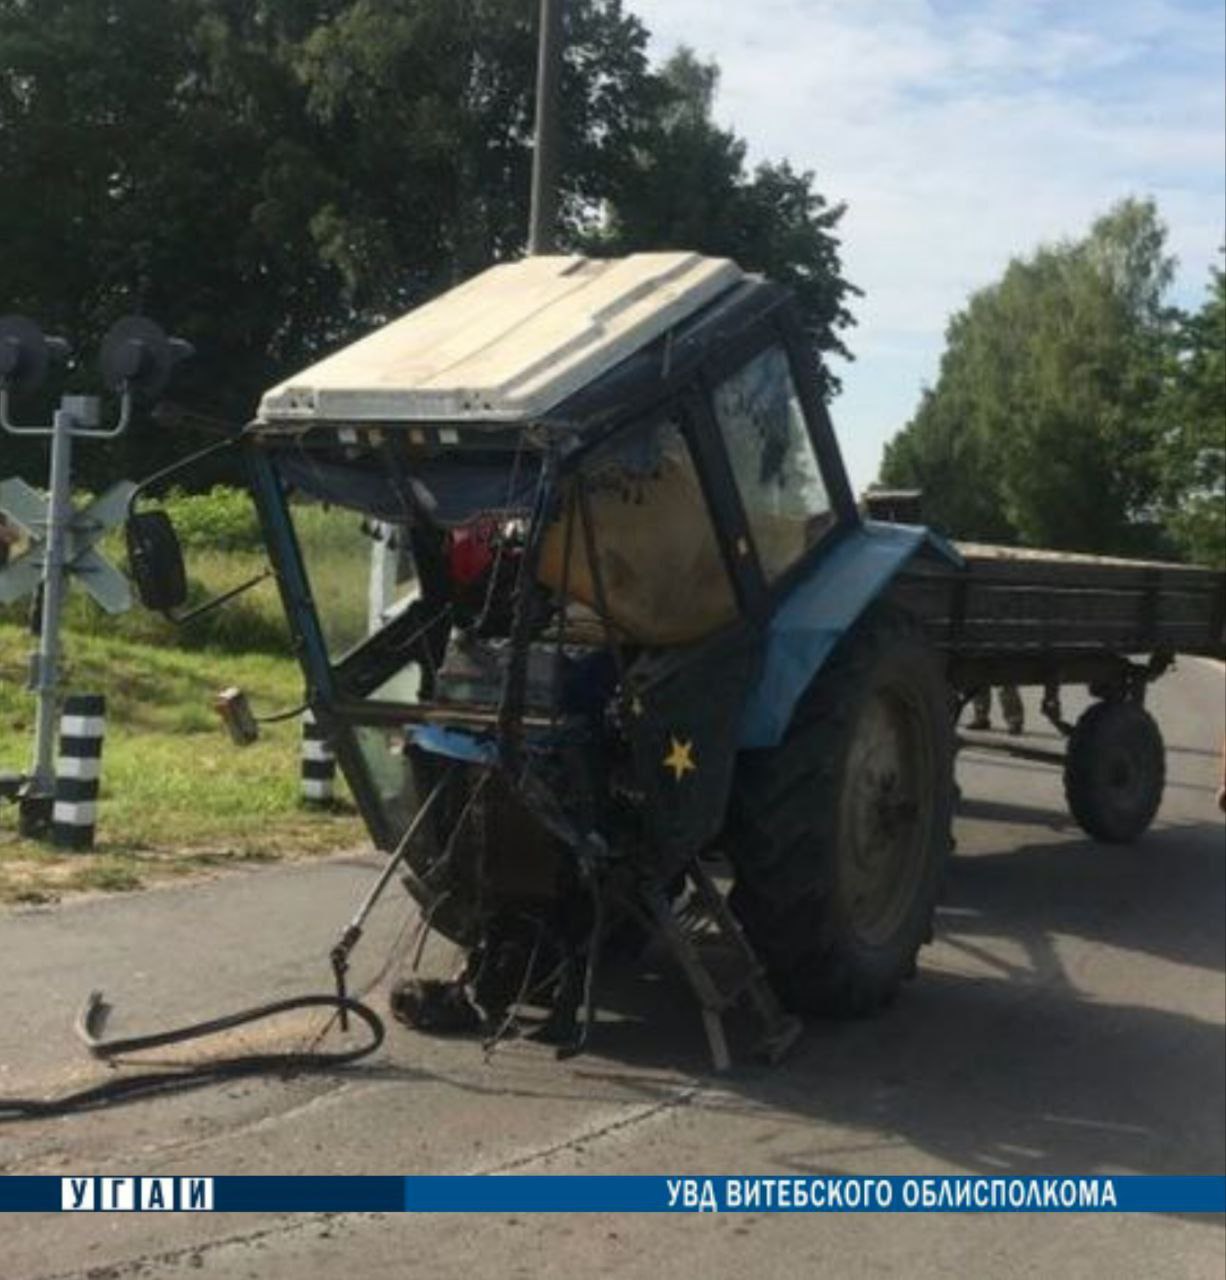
left=877, top=380, right=1016, bottom=543
left=1159, top=258, right=1225, bottom=567
left=0, top=1, right=663, bottom=484
left=1, top=7, right=857, bottom=490
left=0, top=0, right=358, bottom=483
left=595, top=48, right=857, bottom=397
left=881, top=199, right=1181, bottom=555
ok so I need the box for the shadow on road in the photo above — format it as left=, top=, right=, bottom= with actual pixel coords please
left=956, top=796, right=1074, bottom=829
left=546, top=816, right=1226, bottom=1187
left=946, top=821, right=1225, bottom=975
left=959, top=747, right=1214, bottom=796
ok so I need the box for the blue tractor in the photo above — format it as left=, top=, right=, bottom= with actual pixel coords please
left=126, top=253, right=1223, bottom=1067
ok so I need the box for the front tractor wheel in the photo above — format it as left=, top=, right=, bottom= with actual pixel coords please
left=1063, top=699, right=1165, bottom=844
left=726, top=614, right=955, bottom=1016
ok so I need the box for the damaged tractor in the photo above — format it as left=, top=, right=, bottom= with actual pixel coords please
left=124, top=253, right=1224, bottom=1069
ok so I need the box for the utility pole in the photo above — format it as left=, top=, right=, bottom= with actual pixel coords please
left=527, top=0, right=564, bottom=255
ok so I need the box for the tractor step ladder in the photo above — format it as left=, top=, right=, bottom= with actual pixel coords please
left=640, top=859, right=802, bottom=1072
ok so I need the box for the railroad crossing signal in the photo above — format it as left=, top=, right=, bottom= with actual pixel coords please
left=0, top=477, right=136, bottom=614
left=1, top=313, right=191, bottom=837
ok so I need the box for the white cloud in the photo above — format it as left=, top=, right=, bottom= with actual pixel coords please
left=627, top=0, right=1226, bottom=487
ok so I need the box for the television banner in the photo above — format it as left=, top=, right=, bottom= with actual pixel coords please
left=0, top=1174, right=1222, bottom=1214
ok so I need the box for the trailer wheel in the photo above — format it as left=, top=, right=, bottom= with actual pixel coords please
left=724, top=613, right=955, bottom=1016
left=1063, top=700, right=1165, bottom=843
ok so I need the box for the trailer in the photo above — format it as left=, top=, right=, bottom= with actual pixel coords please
left=882, top=526, right=1222, bottom=841
left=126, top=252, right=1224, bottom=1067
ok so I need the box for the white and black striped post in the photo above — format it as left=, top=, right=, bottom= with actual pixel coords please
left=301, top=710, right=336, bottom=806
left=52, top=694, right=105, bottom=850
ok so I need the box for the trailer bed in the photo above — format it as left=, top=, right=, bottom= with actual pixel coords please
left=889, top=541, right=1223, bottom=688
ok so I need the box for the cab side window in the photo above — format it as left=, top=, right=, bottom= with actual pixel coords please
left=711, top=344, right=833, bottom=581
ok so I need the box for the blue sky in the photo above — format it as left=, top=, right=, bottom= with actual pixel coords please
left=628, top=0, right=1226, bottom=489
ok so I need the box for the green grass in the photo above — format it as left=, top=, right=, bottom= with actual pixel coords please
left=0, top=618, right=364, bottom=903
left=0, top=485, right=381, bottom=901
left=0, top=486, right=372, bottom=656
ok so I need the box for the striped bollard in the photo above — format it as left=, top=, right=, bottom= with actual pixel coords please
left=53, top=694, right=105, bottom=850
left=301, top=710, right=336, bottom=806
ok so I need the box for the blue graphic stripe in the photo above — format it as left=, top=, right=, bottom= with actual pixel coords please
left=2, top=1175, right=1222, bottom=1214
left=400, top=1175, right=1226, bottom=1213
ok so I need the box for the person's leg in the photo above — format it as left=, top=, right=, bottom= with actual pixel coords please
left=1218, top=737, right=1225, bottom=815
left=1041, top=685, right=1063, bottom=727
left=969, top=688, right=991, bottom=731
left=999, top=685, right=1024, bottom=735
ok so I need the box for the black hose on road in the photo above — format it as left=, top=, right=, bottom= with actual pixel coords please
left=0, top=990, right=385, bottom=1121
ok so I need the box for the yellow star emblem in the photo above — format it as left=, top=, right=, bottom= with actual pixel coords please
left=662, top=736, right=697, bottom=782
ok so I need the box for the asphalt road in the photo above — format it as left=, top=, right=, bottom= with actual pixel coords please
left=1, top=659, right=1223, bottom=1278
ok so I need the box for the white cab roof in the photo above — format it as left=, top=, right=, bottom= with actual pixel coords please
left=257, top=252, right=743, bottom=426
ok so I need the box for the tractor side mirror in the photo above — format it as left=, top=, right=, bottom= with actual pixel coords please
left=124, top=439, right=272, bottom=624
left=125, top=509, right=188, bottom=612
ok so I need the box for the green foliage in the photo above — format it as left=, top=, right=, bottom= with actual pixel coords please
left=1, top=4, right=857, bottom=488
left=1159, top=258, right=1225, bottom=567
left=162, top=486, right=264, bottom=551
left=880, top=198, right=1212, bottom=557
left=593, top=48, right=858, bottom=396
left=878, top=384, right=1016, bottom=543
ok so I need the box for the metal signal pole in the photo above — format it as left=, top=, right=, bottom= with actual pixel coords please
left=0, top=316, right=189, bottom=837
left=528, top=0, right=564, bottom=255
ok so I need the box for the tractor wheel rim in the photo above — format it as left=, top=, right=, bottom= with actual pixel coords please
left=839, top=683, right=934, bottom=947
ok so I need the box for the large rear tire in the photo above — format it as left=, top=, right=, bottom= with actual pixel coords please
left=725, top=613, right=955, bottom=1016
left=1063, top=699, right=1165, bottom=843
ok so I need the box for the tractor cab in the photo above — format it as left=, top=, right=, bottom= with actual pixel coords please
left=237, top=253, right=857, bottom=861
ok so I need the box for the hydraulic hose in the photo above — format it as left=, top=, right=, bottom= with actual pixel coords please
left=0, top=990, right=384, bottom=1121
